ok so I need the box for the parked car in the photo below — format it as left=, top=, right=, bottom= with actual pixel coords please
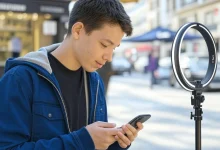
left=156, top=55, right=189, bottom=84
left=170, top=56, right=220, bottom=90
left=169, top=55, right=190, bottom=86
left=133, top=56, right=149, bottom=73
left=156, top=57, right=171, bottom=81
left=111, top=56, right=132, bottom=75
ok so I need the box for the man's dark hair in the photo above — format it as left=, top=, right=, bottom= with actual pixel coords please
left=67, top=0, right=132, bottom=36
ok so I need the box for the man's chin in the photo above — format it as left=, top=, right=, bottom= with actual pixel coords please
left=84, top=67, right=98, bottom=72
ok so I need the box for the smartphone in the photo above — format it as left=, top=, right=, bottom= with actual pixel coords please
left=128, top=114, right=151, bottom=129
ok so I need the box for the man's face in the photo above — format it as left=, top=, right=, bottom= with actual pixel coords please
left=75, top=24, right=124, bottom=72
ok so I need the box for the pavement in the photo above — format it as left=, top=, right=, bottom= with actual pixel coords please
left=107, top=73, right=220, bottom=150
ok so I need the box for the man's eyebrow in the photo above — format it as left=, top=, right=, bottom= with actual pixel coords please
left=102, top=39, right=120, bottom=47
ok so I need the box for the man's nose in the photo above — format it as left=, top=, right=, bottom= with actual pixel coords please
left=103, top=50, right=113, bottom=62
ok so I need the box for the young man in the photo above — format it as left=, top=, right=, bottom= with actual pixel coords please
left=0, top=0, right=144, bottom=149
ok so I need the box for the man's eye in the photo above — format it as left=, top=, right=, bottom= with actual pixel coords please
left=101, top=43, right=107, bottom=48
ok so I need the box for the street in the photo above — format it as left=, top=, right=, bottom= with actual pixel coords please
left=107, top=73, right=220, bottom=150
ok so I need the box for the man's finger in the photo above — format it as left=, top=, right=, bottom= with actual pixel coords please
left=123, top=125, right=135, bottom=142
left=104, top=128, right=123, bottom=136
left=115, top=135, right=128, bottom=148
left=117, top=131, right=131, bottom=146
left=96, top=121, right=116, bottom=128
left=125, top=124, right=137, bottom=135
left=136, top=122, right=144, bottom=131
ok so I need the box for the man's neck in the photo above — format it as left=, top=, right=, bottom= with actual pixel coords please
left=51, top=39, right=81, bottom=71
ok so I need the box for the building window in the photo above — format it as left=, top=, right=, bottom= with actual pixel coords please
left=181, top=0, right=197, bottom=6
left=205, top=10, right=217, bottom=30
left=205, top=11, right=214, bottom=25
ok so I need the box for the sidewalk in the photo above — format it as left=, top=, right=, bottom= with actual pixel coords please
left=107, top=74, right=220, bottom=150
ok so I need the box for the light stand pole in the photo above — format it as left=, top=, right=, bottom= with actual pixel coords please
left=191, top=81, right=204, bottom=150
left=171, top=22, right=218, bottom=150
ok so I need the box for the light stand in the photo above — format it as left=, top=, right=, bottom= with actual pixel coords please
left=190, top=81, right=204, bottom=150
left=171, top=22, right=218, bottom=150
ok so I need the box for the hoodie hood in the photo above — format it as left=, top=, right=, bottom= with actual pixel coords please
left=5, top=43, right=60, bottom=75
left=4, top=43, right=90, bottom=125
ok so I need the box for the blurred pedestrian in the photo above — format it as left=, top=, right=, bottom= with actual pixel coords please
left=8, top=32, right=22, bottom=58
left=0, top=0, right=144, bottom=150
left=148, top=50, right=159, bottom=88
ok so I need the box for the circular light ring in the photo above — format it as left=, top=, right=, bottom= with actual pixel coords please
left=171, top=22, right=217, bottom=91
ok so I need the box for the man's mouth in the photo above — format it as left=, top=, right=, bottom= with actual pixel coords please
left=96, top=61, right=104, bottom=68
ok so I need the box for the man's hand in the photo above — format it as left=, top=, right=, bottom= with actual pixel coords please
left=115, top=122, right=144, bottom=148
left=86, top=121, right=120, bottom=150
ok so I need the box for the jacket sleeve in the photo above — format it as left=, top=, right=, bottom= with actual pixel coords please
left=108, top=142, right=130, bottom=150
left=0, top=70, right=94, bottom=150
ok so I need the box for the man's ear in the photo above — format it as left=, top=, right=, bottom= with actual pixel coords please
left=71, top=22, right=84, bottom=40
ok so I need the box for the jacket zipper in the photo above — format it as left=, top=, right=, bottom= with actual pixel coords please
left=93, top=80, right=99, bottom=122
left=83, top=70, right=89, bottom=125
left=38, top=73, right=71, bottom=133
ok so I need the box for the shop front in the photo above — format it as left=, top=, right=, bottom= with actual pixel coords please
left=0, top=0, right=70, bottom=65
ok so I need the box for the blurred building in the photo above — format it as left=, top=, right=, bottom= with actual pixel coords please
left=146, top=0, right=220, bottom=55
left=123, top=0, right=220, bottom=58
left=122, top=0, right=148, bottom=37
left=0, top=0, right=70, bottom=62
left=175, top=0, right=220, bottom=53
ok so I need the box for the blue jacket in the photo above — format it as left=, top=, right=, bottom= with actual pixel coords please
left=0, top=44, right=128, bottom=150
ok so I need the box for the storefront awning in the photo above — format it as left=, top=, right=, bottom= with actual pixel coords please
left=123, top=26, right=201, bottom=43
